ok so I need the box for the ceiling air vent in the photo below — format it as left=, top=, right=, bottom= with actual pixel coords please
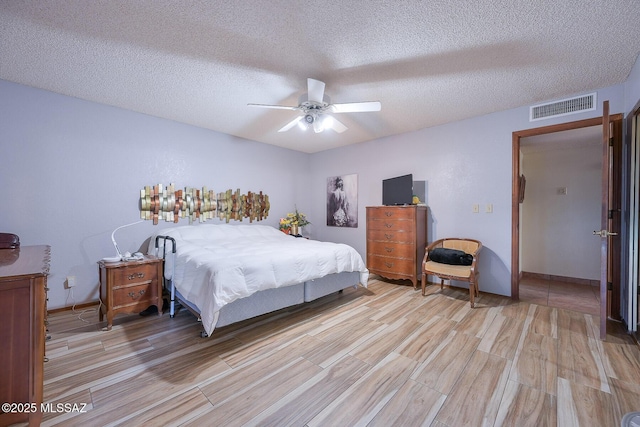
left=530, top=93, right=596, bottom=121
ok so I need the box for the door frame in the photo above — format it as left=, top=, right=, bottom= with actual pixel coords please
left=511, top=114, right=623, bottom=329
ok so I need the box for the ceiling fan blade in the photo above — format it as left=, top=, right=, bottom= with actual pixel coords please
left=330, top=101, right=381, bottom=113
left=324, top=115, right=348, bottom=133
left=307, top=78, right=325, bottom=103
left=278, top=115, right=303, bottom=132
left=248, top=103, right=299, bottom=111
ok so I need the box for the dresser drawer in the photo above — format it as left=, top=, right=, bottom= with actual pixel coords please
left=113, top=282, right=154, bottom=307
left=366, top=219, right=415, bottom=232
left=367, top=207, right=416, bottom=221
left=367, top=256, right=417, bottom=275
left=112, top=263, right=157, bottom=285
left=367, top=241, right=415, bottom=259
left=367, top=229, right=416, bottom=243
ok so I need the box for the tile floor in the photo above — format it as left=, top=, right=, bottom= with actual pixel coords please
left=519, top=275, right=600, bottom=316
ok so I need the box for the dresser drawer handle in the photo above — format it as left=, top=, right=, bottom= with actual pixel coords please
left=128, top=272, right=145, bottom=280
left=384, top=233, right=393, bottom=239
left=384, top=247, right=393, bottom=253
left=384, top=223, right=393, bottom=228
left=385, top=212, right=393, bottom=217
left=385, top=262, right=394, bottom=268
left=128, top=289, right=146, bottom=299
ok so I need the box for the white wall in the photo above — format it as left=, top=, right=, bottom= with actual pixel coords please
left=310, top=85, right=626, bottom=297
left=625, top=53, right=640, bottom=113
left=521, top=144, right=602, bottom=280
left=1, top=63, right=635, bottom=309
left=0, top=80, right=311, bottom=310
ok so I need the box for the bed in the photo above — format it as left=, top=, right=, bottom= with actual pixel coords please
left=147, top=224, right=369, bottom=336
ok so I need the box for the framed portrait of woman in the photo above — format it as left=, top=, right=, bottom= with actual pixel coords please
left=326, top=174, right=358, bottom=227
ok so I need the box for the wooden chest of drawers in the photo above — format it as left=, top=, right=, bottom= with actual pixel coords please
left=0, top=245, right=50, bottom=427
left=98, top=256, right=163, bottom=330
left=366, top=206, right=427, bottom=288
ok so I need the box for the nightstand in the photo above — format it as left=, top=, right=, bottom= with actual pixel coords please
left=98, top=255, right=163, bottom=330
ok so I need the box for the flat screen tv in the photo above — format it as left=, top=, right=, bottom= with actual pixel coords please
left=382, top=174, right=413, bottom=206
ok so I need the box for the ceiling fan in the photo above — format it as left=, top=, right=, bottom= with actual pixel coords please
left=248, top=78, right=381, bottom=133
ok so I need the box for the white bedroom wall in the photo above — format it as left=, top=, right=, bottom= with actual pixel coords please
left=625, top=53, right=640, bottom=114
left=309, top=84, right=626, bottom=298
left=520, top=143, right=602, bottom=280
left=1, top=62, right=636, bottom=309
left=0, top=79, right=311, bottom=310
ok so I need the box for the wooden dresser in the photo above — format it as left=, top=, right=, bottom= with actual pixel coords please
left=0, top=245, right=50, bottom=427
left=366, top=206, right=427, bottom=289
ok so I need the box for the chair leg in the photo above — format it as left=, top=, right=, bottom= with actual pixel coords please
left=440, top=279, right=444, bottom=290
left=421, top=273, right=426, bottom=296
left=469, top=283, right=475, bottom=308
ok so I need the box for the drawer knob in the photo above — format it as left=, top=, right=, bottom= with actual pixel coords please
left=384, top=247, right=393, bottom=253
left=384, top=233, right=393, bottom=240
left=128, top=272, right=145, bottom=280
left=128, top=289, right=146, bottom=299
left=385, top=262, right=394, bottom=268
left=384, top=223, right=393, bottom=228
left=385, top=212, right=393, bottom=217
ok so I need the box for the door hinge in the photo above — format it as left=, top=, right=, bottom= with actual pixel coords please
left=607, top=282, right=613, bottom=291
left=608, top=210, right=613, bottom=219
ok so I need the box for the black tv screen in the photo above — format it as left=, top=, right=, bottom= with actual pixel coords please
left=382, top=174, right=413, bottom=206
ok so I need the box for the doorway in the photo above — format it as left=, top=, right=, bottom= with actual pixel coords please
left=519, top=126, right=602, bottom=315
left=512, top=114, right=623, bottom=323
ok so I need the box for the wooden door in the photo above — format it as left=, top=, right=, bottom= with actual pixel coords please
left=595, top=100, right=620, bottom=340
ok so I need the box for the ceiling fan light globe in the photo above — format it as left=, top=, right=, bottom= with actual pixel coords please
left=304, top=114, right=314, bottom=124
left=313, top=118, right=324, bottom=133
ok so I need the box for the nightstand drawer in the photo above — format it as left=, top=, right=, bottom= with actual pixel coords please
left=112, top=282, right=154, bottom=307
left=112, top=263, right=157, bottom=285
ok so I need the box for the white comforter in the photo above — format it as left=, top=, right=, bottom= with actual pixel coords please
left=148, top=224, right=369, bottom=334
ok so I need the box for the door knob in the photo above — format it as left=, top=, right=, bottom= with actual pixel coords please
left=593, top=230, right=618, bottom=237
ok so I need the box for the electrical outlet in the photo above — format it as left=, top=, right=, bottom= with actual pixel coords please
left=486, top=204, right=493, bottom=213
left=472, top=204, right=479, bottom=213
left=66, top=276, right=76, bottom=288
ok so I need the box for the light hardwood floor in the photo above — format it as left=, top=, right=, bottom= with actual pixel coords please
left=39, top=276, right=640, bottom=426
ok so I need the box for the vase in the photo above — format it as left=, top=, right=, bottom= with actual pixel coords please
left=290, top=224, right=299, bottom=236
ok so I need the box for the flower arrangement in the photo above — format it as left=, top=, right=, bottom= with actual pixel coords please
left=279, top=207, right=310, bottom=232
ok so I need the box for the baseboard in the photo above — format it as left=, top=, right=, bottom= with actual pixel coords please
left=47, top=301, right=100, bottom=315
left=521, top=271, right=598, bottom=287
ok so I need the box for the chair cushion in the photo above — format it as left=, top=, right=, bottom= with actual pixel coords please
left=424, top=261, right=472, bottom=278
left=429, top=247, right=473, bottom=266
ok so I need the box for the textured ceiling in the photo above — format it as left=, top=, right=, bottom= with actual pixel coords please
left=1, top=1, right=639, bottom=153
